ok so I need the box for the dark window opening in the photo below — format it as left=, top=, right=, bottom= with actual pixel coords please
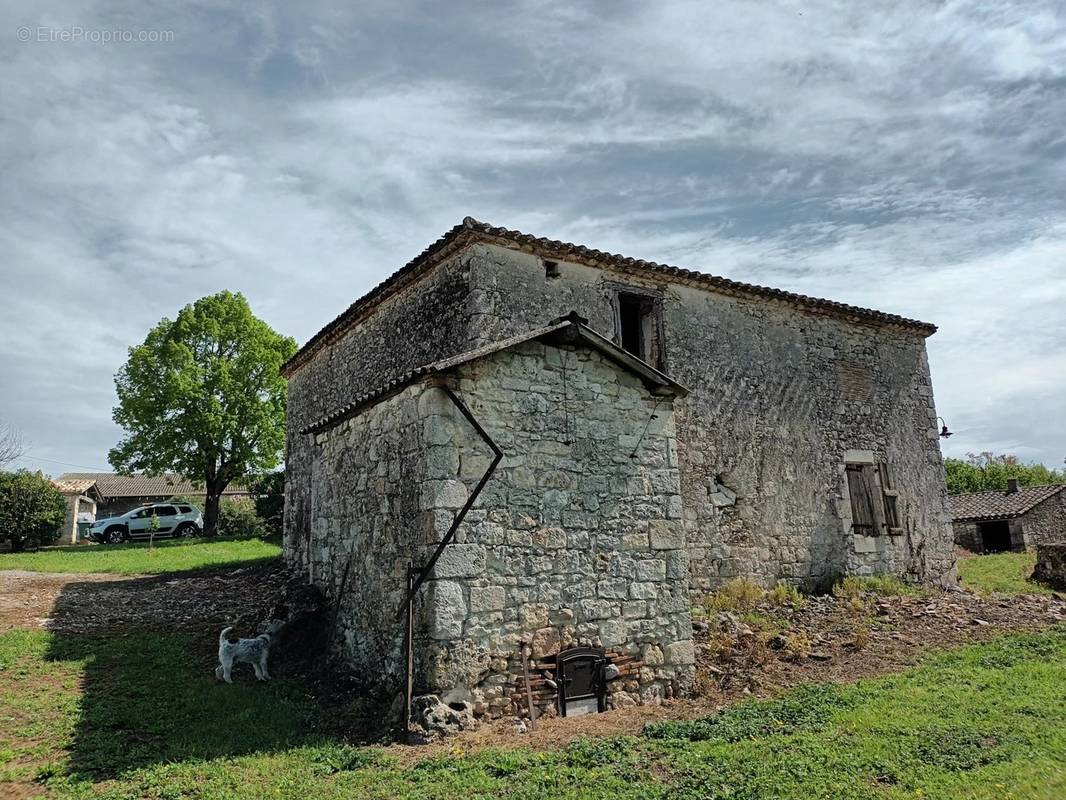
left=544, top=259, right=560, bottom=279
left=978, top=520, right=1012, bottom=553
left=617, top=293, right=660, bottom=366
left=619, top=296, right=643, bottom=356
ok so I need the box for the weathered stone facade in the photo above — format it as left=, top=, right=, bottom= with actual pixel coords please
left=309, top=384, right=424, bottom=694
left=308, top=334, right=693, bottom=711
left=950, top=484, right=1066, bottom=553
left=1018, top=490, right=1066, bottom=546
left=456, top=243, right=956, bottom=589
left=1032, top=540, right=1066, bottom=591
left=284, top=219, right=958, bottom=718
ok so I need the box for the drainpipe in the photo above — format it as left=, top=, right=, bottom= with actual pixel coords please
left=400, top=383, right=503, bottom=737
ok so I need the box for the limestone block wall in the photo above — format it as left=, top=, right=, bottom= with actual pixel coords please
left=414, top=341, right=694, bottom=713
left=306, top=339, right=695, bottom=714
left=287, top=256, right=475, bottom=569
left=460, top=243, right=957, bottom=588
left=1033, top=541, right=1066, bottom=590
left=1017, top=492, right=1066, bottom=547
left=288, top=238, right=957, bottom=593
left=309, top=384, right=425, bottom=695
left=952, top=521, right=983, bottom=552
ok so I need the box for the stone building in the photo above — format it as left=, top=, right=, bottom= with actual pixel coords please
left=282, top=218, right=957, bottom=719
left=950, top=480, right=1066, bottom=553
left=53, top=477, right=103, bottom=545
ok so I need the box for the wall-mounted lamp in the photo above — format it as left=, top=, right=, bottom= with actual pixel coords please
left=936, top=416, right=953, bottom=438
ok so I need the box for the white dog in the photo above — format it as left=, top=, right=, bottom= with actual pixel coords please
left=215, top=621, right=282, bottom=683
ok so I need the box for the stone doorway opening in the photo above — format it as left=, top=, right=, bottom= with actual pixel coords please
left=978, top=520, right=1012, bottom=553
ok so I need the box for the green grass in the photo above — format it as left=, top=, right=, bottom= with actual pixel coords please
left=833, top=574, right=926, bottom=599
left=0, top=536, right=281, bottom=575
left=2, top=626, right=1065, bottom=798
left=958, top=551, right=1054, bottom=596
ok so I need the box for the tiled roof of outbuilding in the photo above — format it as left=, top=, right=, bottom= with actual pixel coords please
left=281, top=217, right=938, bottom=376
left=54, top=473, right=250, bottom=499
left=949, top=484, right=1066, bottom=522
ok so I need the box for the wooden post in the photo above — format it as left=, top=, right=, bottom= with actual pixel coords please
left=521, top=640, right=538, bottom=731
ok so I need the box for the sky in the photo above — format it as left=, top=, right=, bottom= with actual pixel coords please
left=2, top=0, right=1064, bottom=477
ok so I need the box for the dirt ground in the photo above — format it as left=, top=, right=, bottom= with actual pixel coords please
left=0, top=562, right=288, bottom=636
left=3, top=563, right=1066, bottom=761
left=413, top=587, right=1066, bottom=757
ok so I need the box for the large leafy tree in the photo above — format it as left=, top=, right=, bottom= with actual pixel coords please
left=945, top=452, right=1066, bottom=494
left=109, top=292, right=297, bottom=536
left=0, top=470, right=66, bottom=551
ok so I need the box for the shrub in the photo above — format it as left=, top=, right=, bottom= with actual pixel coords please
left=767, top=581, right=806, bottom=608
left=0, top=470, right=66, bottom=551
left=781, top=630, right=811, bottom=661
left=701, top=578, right=806, bottom=616
left=703, top=577, right=766, bottom=614
left=851, top=624, right=871, bottom=650
left=248, top=470, right=284, bottom=537
left=216, top=498, right=268, bottom=538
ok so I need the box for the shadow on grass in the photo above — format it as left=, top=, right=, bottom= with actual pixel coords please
left=40, top=572, right=391, bottom=782
left=45, top=630, right=318, bottom=780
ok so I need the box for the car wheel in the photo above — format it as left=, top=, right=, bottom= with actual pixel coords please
left=175, top=522, right=198, bottom=538
left=105, top=527, right=126, bottom=544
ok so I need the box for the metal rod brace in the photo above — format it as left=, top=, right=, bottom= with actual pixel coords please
left=398, top=385, right=503, bottom=619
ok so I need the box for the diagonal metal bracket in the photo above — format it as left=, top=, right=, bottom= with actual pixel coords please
left=398, top=385, right=503, bottom=619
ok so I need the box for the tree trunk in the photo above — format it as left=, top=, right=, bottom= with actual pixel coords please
left=203, top=489, right=222, bottom=537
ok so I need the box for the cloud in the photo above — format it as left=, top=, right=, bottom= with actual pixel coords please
left=1, top=0, right=1064, bottom=475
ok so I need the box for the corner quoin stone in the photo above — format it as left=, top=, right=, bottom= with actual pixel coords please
left=427, top=581, right=466, bottom=639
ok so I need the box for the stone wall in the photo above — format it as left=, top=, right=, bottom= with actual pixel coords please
left=287, top=238, right=957, bottom=597
left=952, top=521, right=980, bottom=552
left=306, top=338, right=694, bottom=714
left=308, top=384, right=425, bottom=696
left=417, top=341, right=694, bottom=713
left=1017, top=492, right=1066, bottom=547
left=1032, top=541, right=1066, bottom=591
left=286, top=256, right=474, bottom=570
left=460, top=243, right=957, bottom=589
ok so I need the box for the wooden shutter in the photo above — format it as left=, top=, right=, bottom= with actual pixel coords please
left=846, top=464, right=876, bottom=534
left=879, top=464, right=901, bottom=532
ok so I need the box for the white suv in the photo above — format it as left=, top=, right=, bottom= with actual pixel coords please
left=88, top=503, right=204, bottom=544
